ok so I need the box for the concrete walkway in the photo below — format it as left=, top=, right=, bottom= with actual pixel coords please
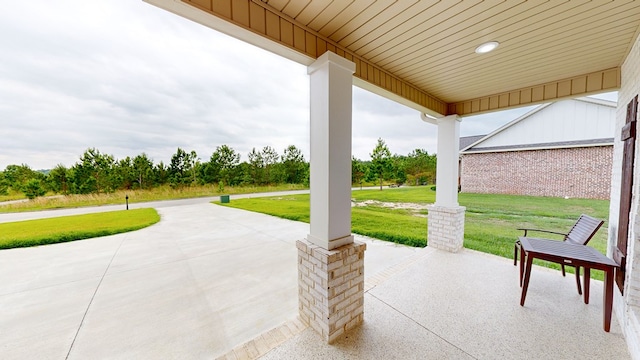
left=0, top=198, right=631, bottom=359
left=0, top=199, right=419, bottom=359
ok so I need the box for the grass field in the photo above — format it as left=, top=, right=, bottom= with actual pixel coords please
left=221, top=187, right=610, bottom=279
left=0, top=208, right=160, bottom=249
left=0, top=183, right=306, bottom=213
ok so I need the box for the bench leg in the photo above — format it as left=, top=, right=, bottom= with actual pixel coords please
left=575, top=266, right=582, bottom=295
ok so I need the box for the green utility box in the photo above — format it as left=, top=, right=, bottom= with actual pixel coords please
left=220, top=195, right=230, bottom=203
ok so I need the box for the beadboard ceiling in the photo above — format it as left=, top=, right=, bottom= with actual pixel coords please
left=146, top=0, right=640, bottom=116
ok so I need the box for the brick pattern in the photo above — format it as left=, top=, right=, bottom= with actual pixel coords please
left=616, top=29, right=640, bottom=357
left=460, top=146, right=613, bottom=199
left=426, top=205, right=466, bottom=252
left=296, top=239, right=366, bottom=343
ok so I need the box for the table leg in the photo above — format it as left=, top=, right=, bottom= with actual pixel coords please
left=520, top=253, right=534, bottom=306
left=583, top=267, right=590, bottom=304
left=604, top=267, right=614, bottom=332
left=574, top=266, right=582, bottom=295
left=519, top=246, right=525, bottom=287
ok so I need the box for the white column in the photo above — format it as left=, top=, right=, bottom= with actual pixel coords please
left=306, top=51, right=355, bottom=250
left=435, top=115, right=462, bottom=206
left=298, top=52, right=365, bottom=343
left=425, top=114, right=466, bottom=252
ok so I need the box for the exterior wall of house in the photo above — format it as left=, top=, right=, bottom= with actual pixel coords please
left=478, top=100, right=615, bottom=149
left=611, top=30, right=640, bottom=359
left=460, top=146, right=612, bottom=199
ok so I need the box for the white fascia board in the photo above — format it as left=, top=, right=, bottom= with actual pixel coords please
left=144, top=0, right=314, bottom=66
left=575, top=96, right=617, bottom=107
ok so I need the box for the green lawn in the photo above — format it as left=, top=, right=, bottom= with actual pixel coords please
left=220, top=187, right=610, bottom=278
left=0, top=208, right=160, bottom=249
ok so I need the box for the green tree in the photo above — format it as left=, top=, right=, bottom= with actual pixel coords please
left=189, top=150, right=200, bottom=185
left=370, top=138, right=392, bottom=190
left=235, top=162, right=254, bottom=186
left=154, top=161, right=169, bottom=186
left=281, top=145, right=306, bottom=184
left=351, top=157, right=367, bottom=188
left=208, top=145, right=241, bottom=186
left=391, top=155, right=408, bottom=186
left=0, top=171, right=8, bottom=195
left=405, top=149, right=437, bottom=185
left=70, top=148, right=116, bottom=193
left=46, top=164, right=69, bottom=194
left=168, top=148, right=196, bottom=187
left=132, top=153, right=155, bottom=189
left=262, top=146, right=280, bottom=184
left=115, top=157, right=136, bottom=190
left=23, top=178, right=46, bottom=199
left=247, top=148, right=264, bottom=185
left=3, top=164, right=43, bottom=191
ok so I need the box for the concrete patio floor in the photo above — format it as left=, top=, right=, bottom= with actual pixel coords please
left=0, top=199, right=631, bottom=359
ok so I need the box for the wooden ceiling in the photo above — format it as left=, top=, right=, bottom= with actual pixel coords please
left=146, top=0, right=640, bottom=116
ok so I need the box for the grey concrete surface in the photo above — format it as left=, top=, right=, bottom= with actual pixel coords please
left=262, top=248, right=631, bottom=360
left=0, top=199, right=417, bottom=359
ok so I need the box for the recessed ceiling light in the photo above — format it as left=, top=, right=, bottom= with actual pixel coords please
left=475, top=41, right=499, bottom=54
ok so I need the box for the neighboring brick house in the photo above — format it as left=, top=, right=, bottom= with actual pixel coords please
left=460, top=97, right=616, bottom=199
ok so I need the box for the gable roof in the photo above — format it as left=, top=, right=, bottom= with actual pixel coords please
left=459, top=135, right=486, bottom=151
left=460, top=97, right=616, bottom=154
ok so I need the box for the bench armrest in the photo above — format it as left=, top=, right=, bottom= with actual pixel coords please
left=517, top=228, right=568, bottom=237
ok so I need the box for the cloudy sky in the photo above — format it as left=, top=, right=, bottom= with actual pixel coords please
left=0, top=0, right=617, bottom=170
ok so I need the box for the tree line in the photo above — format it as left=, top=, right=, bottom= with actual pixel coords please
left=0, top=139, right=437, bottom=199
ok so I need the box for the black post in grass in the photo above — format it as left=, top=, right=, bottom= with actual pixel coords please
left=125, top=195, right=129, bottom=210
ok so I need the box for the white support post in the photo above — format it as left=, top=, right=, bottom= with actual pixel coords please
left=297, top=51, right=365, bottom=343
left=426, top=115, right=466, bottom=252
left=435, top=115, right=462, bottom=207
left=306, top=51, right=355, bottom=251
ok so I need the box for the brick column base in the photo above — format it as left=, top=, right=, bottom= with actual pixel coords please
left=296, top=239, right=366, bottom=343
left=427, top=205, right=466, bottom=252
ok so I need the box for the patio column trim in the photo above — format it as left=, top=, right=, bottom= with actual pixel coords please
left=298, top=51, right=365, bottom=343
left=435, top=115, right=462, bottom=207
left=306, top=51, right=355, bottom=251
left=425, top=114, right=466, bottom=252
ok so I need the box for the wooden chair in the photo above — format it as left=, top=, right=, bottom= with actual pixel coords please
left=513, top=214, right=604, bottom=295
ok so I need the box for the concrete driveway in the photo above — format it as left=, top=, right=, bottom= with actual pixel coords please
left=0, top=198, right=420, bottom=359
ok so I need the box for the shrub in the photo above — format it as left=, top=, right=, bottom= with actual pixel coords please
left=23, top=179, right=46, bottom=199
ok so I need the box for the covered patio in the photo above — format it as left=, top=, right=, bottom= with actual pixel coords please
left=143, top=0, right=640, bottom=356
left=0, top=201, right=629, bottom=359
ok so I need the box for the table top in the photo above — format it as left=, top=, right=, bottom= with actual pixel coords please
left=519, top=237, right=618, bottom=268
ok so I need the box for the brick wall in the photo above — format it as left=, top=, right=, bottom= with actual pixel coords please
left=296, top=239, right=365, bottom=343
left=460, top=146, right=613, bottom=199
left=426, top=205, right=465, bottom=252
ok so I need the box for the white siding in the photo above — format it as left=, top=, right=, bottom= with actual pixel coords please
left=476, top=99, right=616, bottom=148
